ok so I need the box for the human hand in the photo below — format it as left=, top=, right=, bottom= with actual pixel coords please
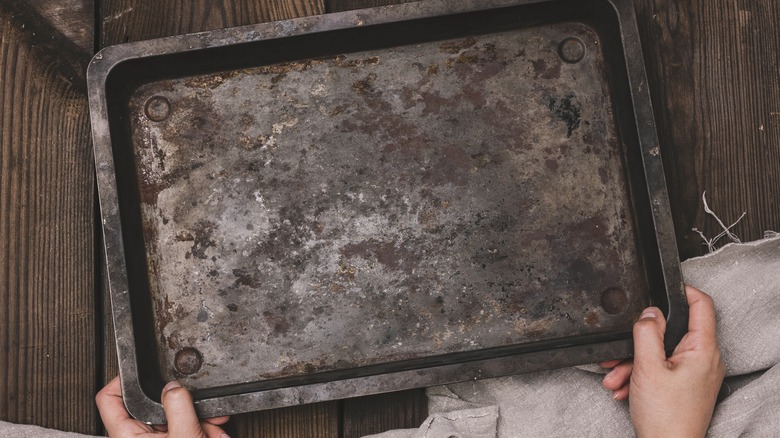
left=96, top=376, right=230, bottom=438
left=600, top=285, right=725, bottom=437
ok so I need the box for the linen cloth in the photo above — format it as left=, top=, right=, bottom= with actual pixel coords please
left=0, top=422, right=94, bottom=438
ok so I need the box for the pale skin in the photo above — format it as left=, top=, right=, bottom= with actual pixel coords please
left=95, top=377, right=230, bottom=438
left=600, top=285, right=726, bottom=437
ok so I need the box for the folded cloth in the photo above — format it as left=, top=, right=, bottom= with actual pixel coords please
left=366, top=235, right=780, bottom=438
left=0, top=421, right=94, bottom=438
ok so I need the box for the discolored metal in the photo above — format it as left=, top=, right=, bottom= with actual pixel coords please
left=88, top=0, right=687, bottom=424
left=144, top=96, right=172, bottom=122
left=600, top=287, right=629, bottom=314
left=558, top=37, right=586, bottom=63
left=174, top=348, right=203, bottom=375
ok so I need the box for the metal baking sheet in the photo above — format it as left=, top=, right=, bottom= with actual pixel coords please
left=88, top=0, right=687, bottom=424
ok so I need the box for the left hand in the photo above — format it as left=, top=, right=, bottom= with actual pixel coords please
left=96, top=376, right=230, bottom=438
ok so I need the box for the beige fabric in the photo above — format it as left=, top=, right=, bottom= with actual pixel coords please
left=0, top=421, right=94, bottom=438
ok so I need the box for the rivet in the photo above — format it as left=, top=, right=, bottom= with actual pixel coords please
left=600, top=287, right=628, bottom=314
left=174, top=347, right=203, bottom=375
left=558, top=37, right=586, bottom=63
left=144, top=96, right=172, bottom=122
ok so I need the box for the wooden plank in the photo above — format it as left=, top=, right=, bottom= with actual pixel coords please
left=98, top=1, right=339, bottom=437
left=0, top=1, right=92, bottom=91
left=23, top=0, right=94, bottom=53
left=326, top=0, right=417, bottom=13
left=343, top=390, right=428, bottom=438
left=690, top=0, right=780, bottom=249
left=634, top=0, right=780, bottom=259
left=100, top=0, right=324, bottom=46
left=0, top=10, right=97, bottom=435
left=224, top=403, right=340, bottom=438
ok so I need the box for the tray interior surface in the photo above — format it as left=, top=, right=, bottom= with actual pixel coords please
left=101, top=0, right=667, bottom=401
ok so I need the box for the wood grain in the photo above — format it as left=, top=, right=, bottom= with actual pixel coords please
left=0, top=12, right=97, bottom=434
left=23, top=0, right=94, bottom=53
left=634, top=0, right=780, bottom=259
left=0, top=1, right=92, bottom=91
left=342, top=390, right=428, bottom=438
left=224, top=402, right=340, bottom=438
left=326, top=0, right=418, bottom=13
left=100, top=0, right=324, bottom=46
left=691, top=0, right=780, bottom=249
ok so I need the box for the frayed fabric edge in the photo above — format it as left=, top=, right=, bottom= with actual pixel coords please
left=689, top=191, right=777, bottom=258
left=686, top=232, right=780, bottom=263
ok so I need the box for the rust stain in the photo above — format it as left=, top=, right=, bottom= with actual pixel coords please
left=184, top=71, right=241, bottom=89
left=531, top=58, right=562, bottom=79
left=439, top=37, right=478, bottom=54
left=340, top=239, right=418, bottom=272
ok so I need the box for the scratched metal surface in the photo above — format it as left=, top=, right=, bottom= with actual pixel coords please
left=128, top=22, right=647, bottom=389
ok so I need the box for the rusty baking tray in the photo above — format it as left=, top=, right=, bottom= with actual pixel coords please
left=88, top=0, right=687, bottom=424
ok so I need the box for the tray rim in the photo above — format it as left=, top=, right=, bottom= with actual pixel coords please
left=87, top=0, right=686, bottom=424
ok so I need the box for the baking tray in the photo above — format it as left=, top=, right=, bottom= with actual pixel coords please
left=88, top=0, right=687, bottom=424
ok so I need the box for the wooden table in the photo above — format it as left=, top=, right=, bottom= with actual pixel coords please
left=1, top=0, right=777, bottom=435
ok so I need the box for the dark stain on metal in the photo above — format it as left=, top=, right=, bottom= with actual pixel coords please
left=531, top=58, right=561, bottom=79
left=547, top=93, right=581, bottom=137
left=601, top=287, right=629, bottom=314
left=584, top=310, right=601, bottom=327
left=183, top=220, right=218, bottom=260
left=174, top=347, right=203, bottom=375
left=144, top=96, right=172, bottom=122
left=439, top=37, right=479, bottom=54
left=558, top=37, right=586, bottom=63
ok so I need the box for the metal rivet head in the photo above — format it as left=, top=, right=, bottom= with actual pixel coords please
left=174, top=347, right=203, bottom=375
left=144, top=96, right=172, bottom=122
left=600, top=287, right=628, bottom=314
left=558, top=37, right=586, bottom=63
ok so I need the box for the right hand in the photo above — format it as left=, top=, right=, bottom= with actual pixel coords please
left=600, top=285, right=726, bottom=437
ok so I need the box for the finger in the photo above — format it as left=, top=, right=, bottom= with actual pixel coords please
left=598, top=359, right=623, bottom=369
left=632, top=307, right=667, bottom=367
left=204, top=416, right=230, bottom=426
left=684, top=285, right=717, bottom=340
left=203, top=421, right=230, bottom=438
left=602, top=360, right=633, bottom=391
left=161, top=381, right=204, bottom=436
left=95, top=376, right=132, bottom=435
left=612, top=383, right=630, bottom=401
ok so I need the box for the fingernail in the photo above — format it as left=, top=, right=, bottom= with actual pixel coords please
left=221, top=434, right=231, bottom=438
left=612, top=390, right=620, bottom=400
left=162, top=381, right=181, bottom=394
left=603, top=369, right=616, bottom=382
left=640, top=309, right=656, bottom=320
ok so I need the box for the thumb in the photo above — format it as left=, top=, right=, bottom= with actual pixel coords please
left=161, top=381, right=204, bottom=437
left=632, top=307, right=668, bottom=368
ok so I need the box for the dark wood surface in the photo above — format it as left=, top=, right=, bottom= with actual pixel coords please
left=0, top=1, right=97, bottom=434
left=1, top=0, right=778, bottom=436
left=635, top=0, right=780, bottom=260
